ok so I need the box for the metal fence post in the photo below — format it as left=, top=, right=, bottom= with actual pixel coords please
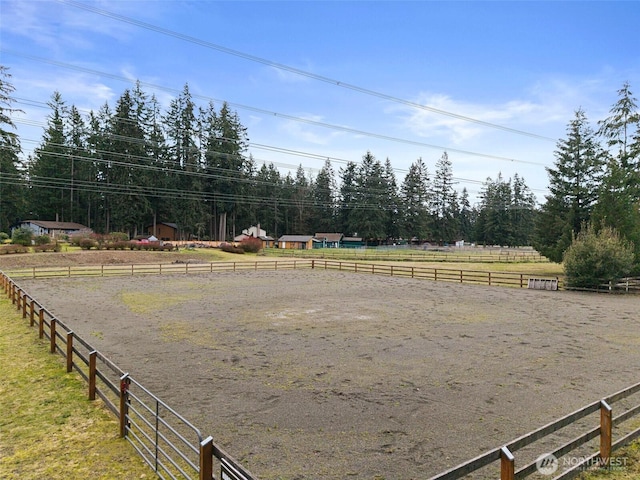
left=600, top=400, right=612, bottom=467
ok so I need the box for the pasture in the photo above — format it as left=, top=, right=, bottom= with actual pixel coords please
left=16, top=268, right=640, bottom=479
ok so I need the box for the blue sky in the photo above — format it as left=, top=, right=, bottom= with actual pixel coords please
left=1, top=0, right=639, bottom=204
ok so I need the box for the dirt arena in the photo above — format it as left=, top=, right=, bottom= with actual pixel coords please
left=17, top=268, right=640, bottom=479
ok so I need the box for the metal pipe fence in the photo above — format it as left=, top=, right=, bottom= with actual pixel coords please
left=1, top=271, right=257, bottom=480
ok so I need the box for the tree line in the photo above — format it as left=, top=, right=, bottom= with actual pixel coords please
left=533, top=82, right=640, bottom=270
left=0, top=66, right=539, bottom=245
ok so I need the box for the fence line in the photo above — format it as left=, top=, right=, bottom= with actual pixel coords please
left=428, top=379, right=640, bottom=480
left=1, top=271, right=257, bottom=480
left=4, top=262, right=640, bottom=478
left=4, top=259, right=559, bottom=290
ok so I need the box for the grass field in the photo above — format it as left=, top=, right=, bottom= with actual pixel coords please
left=0, top=296, right=154, bottom=480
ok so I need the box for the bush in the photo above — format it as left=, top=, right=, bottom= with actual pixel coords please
left=220, top=243, right=245, bottom=254
left=239, top=237, right=262, bottom=253
left=563, top=224, right=635, bottom=289
left=11, top=227, right=33, bottom=246
left=78, top=238, right=97, bottom=250
left=35, top=235, right=51, bottom=245
left=0, top=232, right=9, bottom=242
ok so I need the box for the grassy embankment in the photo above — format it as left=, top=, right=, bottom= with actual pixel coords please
left=0, top=297, right=154, bottom=480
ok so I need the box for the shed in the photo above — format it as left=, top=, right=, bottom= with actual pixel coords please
left=277, top=235, right=316, bottom=250
left=147, top=222, right=178, bottom=241
left=314, top=233, right=344, bottom=248
left=342, top=236, right=364, bottom=248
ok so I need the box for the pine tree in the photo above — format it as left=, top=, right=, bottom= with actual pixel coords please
left=0, top=66, right=25, bottom=232
left=399, top=157, right=430, bottom=241
left=348, top=152, right=388, bottom=243
left=430, top=152, right=457, bottom=244
left=310, top=159, right=337, bottom=232
left=476, top=173, right=512, bottom=246
left=28, top=91, right=70, bottom=221
left=534, top=109, right=604, bottom=261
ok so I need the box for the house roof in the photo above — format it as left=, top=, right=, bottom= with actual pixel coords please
left=278, top=235, right=315, bottom=242
left=314, top=233, right=344, bottom=242
left=21, top=220, right=89, bottom=230
left=343, top=237, right=363, bottom=242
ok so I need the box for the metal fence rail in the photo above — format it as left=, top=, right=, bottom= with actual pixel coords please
left=1, top=271, right=257, bottom=480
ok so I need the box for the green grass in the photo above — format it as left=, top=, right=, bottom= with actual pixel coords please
left=0, top=298, right=155, bottom=480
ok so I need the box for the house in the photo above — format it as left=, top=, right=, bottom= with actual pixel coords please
left=13, top=220, right=91, bottom=239
left=342, top=236, right=365, bottom=248
left=234, top=224, right=274, bottom=248
left=314, top=233, right=344, bottom=248
left=277, top=235, right=316, bottom=250
left=146, top=222, right=178, bottom=241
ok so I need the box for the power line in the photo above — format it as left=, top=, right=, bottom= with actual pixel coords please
left=59, top=0, right=556, bottom=143
left=3, top=69, right=549, bottom=168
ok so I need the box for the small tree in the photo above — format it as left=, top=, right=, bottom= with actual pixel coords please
left=11, top=227, right=33, bottom=246
left=563, top=224, right=635, bottom=288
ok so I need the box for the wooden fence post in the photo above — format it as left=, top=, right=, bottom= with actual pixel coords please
left=66, top=331, right=74, bottom=373
left=50, top=319, right=57, bottom=353
left=30, top=300, right=35, bottom=327
left=119, top=374, right=131, bottom=437
left=600, top=400, right=612, bottom=467
left=199, top=436, right=214, bottom=480
left=500, top=446, right=515, bottom=480
left=15, top=287, right=21, bottom=309
left=89, top=351, right=97, bottom=400
left=38, top=309, right=44, bottom=339
left=22, top=293, right=28, bottom=318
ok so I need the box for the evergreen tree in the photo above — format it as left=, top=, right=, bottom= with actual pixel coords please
left=164, top=84, right=201, bottom=239
left=29, top=91, right=70, bottom=221
left=254, top=162, right=283, bottom=238
left=430, top=152, right=457, bottom=244
left=399, top=158, right=430, bottom=241
left=383, top=158, right=400, bottom=241
left=534, top=109, right=604, bottom=261
left=456, top=187, right=474, bottom=242
left=291, top=164, right=311, bottom=233
left=476, top=173, right=512, bottom=246
left=338, top=161, right=358, bottom=235
left=510, top=173, right=537, bottom=246
left=310, top=159, right=337, bottom=232
left=598, top=82, right=639, bottom=172
left=348, top=152, right=388, bottom=243
left=0, top=66, right=25, bottom=232
left=105, top=89, right=151, bottom=235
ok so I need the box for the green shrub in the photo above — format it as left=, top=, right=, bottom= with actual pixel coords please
left=239, top=237, right=262, bottom=253
left=11, top=227, right=33, bottom=246
left=0, top=232, right=9, bottom=242
left=563, top=224, right=635, bottom=289
left=34, top=234, right=51, bottom=245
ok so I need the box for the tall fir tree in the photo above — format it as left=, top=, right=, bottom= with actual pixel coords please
left=399, top=157, right=430, bottom=241
left=534, top=109, right=604, bottom=262
left=310, top=159, right=337, bottom=232
left=28, top=91, right=70, bottom=222
left=0, top=66, right=25, bottom=232
left=430, top=152, right=457, bottom=244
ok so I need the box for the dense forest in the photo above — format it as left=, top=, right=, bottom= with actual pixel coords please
left=1, top=66, right=639, bottom=257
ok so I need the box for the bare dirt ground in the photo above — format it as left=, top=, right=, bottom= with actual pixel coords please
left=7, top=251, right=640, bottom=479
